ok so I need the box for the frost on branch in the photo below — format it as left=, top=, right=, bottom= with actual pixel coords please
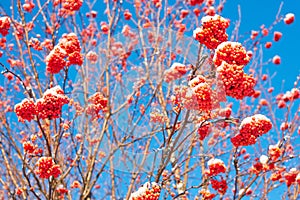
left=231, top=114, right=272, bottom=147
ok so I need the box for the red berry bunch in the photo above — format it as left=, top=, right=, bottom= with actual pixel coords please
left=188, top=76, right=213, bottom=111
left=197, top=121, right=212, bottom=140
left=36, top=86, right=69, bottom=120
left=284, top=168, right=299, bottom=187
left=35, top=157, right=61, bottom=179
left=164, top=62, right=189, bottom=83
left=86, top=92, right=108, bottom=119
left=213, top=42, right=250, bottom=67
left=14, top=98, right=37, bottom=122
left=59, top=33, right=83, bottom=66
left=86, top=51, right=98, bottom=64
left=46, top=33, right=83, bottom=74
left=211, top=178, right=228, bottom=195
left=45, top=46, right=67, bottom=74
left=231, top=114, right=272, bottom=147
left=129, top=182, right=161, bottom=200
left=193, top=15, right=230, bottom=49
left=0, top=16, right=10, bottom=36
left=23, top=141, right=42, bottom=155
left=207, top=158, right=226, bottom=176
left=268, top=144, right=282, bottom=162
left=217, top=62, right=256, bottom=99
left=62, top=0, right=83, bottom=11
left=22, top=0, right=35, bottom=13
left=200, top=189, right=216, bottom=200
left=150, top=111, right=167, bottom=124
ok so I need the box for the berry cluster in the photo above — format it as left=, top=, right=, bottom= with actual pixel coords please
left=150, top=111, right=167, bottom=124
left=61, top=0, right=83, bottom=11
left=45, top=46, right=67, bottom=74
left=276, top=88, right=300, bottom=108
left=164, top=62, right=189, bottom=83
left=14, top=99, right=36, bottom=122
left=23, top=141, right=42, bottom=155
left=210, top=178, right=227, bottom=195
left=213, top=42, right=250, bottom=67
left=284, top=168, right=299, bottom=187
left=197, top=121, right=212, bottom=140
left=35, top=157, right=61, bottom=179
left=129, top=182, right=161, bottom=200
left=22, top=0, right=35, bottom=13
left=0, top=16, right=10, bottom=36
left=193, top=15, right=230, bottom=49
left=86, top=51, right=98, bottom=64
left=46, top=33, right=83, bottom=74
left=217, top=62, right=256, bottom=99
left=188, top=75, right=213, bottom=111
left=86, top=92, right=108, bottom=119
left=207, top=158, right=226, bottom=176
left=36, top=86, right=69, bottom=120
left=268, top=144, right=282, bottom=162
left=231, top=114, right=272, bottom=147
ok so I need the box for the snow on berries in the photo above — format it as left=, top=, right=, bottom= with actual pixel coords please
left=193, top=14, right=230, bottom=49
left=35, top=157, right=61, bottom=179
left=207, top=158, right=226, bottom=176
left=284, top=13, right=295, bottom=25
left=14, top=98, right=36, bottom=122
left=86, top=92, right=108, bottom=119
left=164, top=62, right=189, bottom=83
left=0, top=16, right=10, bottom=36
left=129, top=182, right=161, bottom=200
left=46, top=33, right=83, bottom=74
left=45, top=46, right=67, bottom=74
left=62, top=0, right=83, bottom=11
left=231, top=114, right=272, bottom=147
left=272, top=55, right=281, bottom=65
left=213, top=42, right=250, bottom=67
left=36, top=86, right=69, bottom=120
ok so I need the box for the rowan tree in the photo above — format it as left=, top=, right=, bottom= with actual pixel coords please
left=0, top=0, right=299, bottom=199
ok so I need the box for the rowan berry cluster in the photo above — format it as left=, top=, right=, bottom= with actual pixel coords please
left=129, top=182, right=161, bottom=200
left=86, top=92, right=108, bottom=119
left=22, top=0, right=35, bottom=13
left=62, top=0, right=83, bottom=11
left=46, top=33, right=83, bottom=74
left=197, top=121, right=212, bottom=140
left=150, top=111, right=167, bottom=124
left=207, top=158, right=226, bottom=176
left=36, top=86, right=69, bottom=120
left=35, top=157, right=61, bottom=179
left=188, top=75, right=213, bottom=111
left=210, top=178, right=227, bottom=195
left=268, top=144, right=282, bottom=162
left=23, top=141, right=42, bottom=155
left=14, top=99, right=36, bottom=122
left=231, top=114, right=272, bottom=147
left=284, top=168, right=299, bottom=187
left=276, top=88, right=300, bottom=108
left=86, top=51, right=98, bottom=64
left=0, top=16, right=10, bottom=36
left=217, top=62, right=256, bottom=99
left=164, top=62, right=189, bottom=83
left=193, top=15, right=230, bottom=49
left=213, top=42, right=250, bottom=67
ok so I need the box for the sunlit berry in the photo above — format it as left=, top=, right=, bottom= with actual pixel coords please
left=273, top=31, right=282, bottom=42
